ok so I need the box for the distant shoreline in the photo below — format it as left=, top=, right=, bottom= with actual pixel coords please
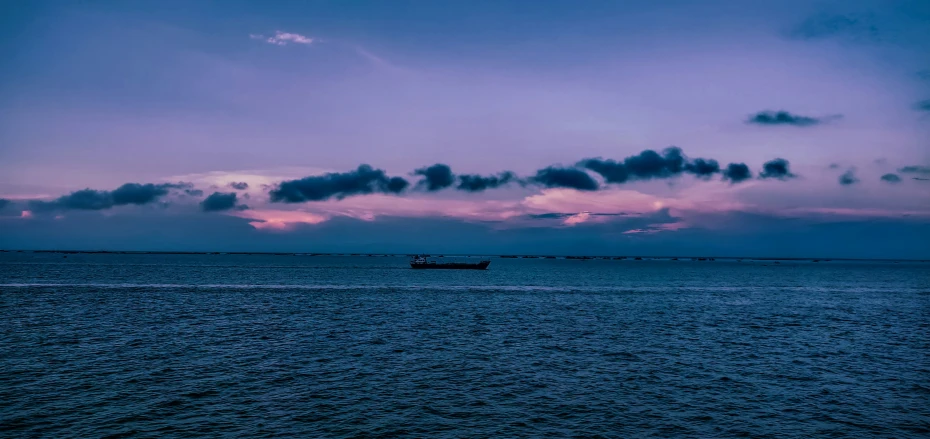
left=0, top=249, right=925, bottom=262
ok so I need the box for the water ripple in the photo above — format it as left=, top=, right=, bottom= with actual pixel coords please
left=1, top=254, right=928, bottom=438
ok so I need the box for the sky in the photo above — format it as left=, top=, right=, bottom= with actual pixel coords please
left=1, top=0, right=929, bottom=258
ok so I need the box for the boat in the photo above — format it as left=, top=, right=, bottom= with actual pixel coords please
left=410, top=255, right=491, bottom=270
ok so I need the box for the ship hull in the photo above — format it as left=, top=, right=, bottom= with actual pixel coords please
left=410, top=261, right=490, bottom=270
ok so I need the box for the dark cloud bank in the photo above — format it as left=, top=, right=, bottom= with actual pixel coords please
left=457, top=172, right=516, bottom=192
left=723, top=163, right=752, bottom=183
left=746, top=110, right=838, bottom=127
left=579, top=147, right=726, bottom=184
left=759, top=159, right=795, bottom=180
left=531, top=167, right=600, bottom=191
left=899, top=165, right=930, bottom=175
left=413, top=164, right=455, bottom=191
left=29, top=182, right=192, bottom=212
left=22, top=150, right=807, bottom=211
left=267, top=148, right=794, bottom=203
left=881, top=173, right=902, bottom=183
left=268, top=165, right=409, bottom=203
left=201, top=192, right=247, bottom=212
left=414, top=164, right=518, bottom=193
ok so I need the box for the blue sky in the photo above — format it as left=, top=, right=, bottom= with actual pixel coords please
left=1, top=0, right=929, bottom=257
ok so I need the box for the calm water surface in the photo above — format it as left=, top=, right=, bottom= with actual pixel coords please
left=1, top=253, right=928, bottom=438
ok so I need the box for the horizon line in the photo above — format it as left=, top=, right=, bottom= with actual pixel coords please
left=1, top=249, right=927, bottom=262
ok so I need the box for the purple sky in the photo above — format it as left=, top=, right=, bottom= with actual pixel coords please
left=1, top=0, right=929, bottom=257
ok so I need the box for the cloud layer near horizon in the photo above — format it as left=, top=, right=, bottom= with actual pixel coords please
left=263, top=148, right=800, bottom=204
left=13, top=151, right=929, bottom=222
left=28, top=183, right=192, bottom=212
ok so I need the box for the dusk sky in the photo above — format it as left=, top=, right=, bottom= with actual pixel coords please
left=2, top=0, right=929, bottom=257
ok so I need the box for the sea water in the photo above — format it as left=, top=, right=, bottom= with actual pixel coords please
left=1, top=253, right=928, bottom=437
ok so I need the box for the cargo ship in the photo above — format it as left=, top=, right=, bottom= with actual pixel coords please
left=410, top=255, right=491, bottom=270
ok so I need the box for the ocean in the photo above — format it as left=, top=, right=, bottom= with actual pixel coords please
left=1, top=253, right=928, bottom=438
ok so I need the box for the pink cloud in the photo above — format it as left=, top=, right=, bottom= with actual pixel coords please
left=562, top=211, right=591, bottom=226
left=521, top=187, right=748, bottom=216
left=522, top=189, right=658, bottom=214
left=310, top=195, right=525, bottom=222
left=213, top=181, right=927, bottom=235
left=232, top=188, right=717, bottom=232
left=231, top=209, right=328, bottom=230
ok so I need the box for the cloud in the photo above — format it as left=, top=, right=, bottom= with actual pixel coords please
left=580, top=147, right=687, bottom=183
left=528, top=212, right=628, bottom=220
left=722, top=163, right=752, bottom=184
left=839, top=169, right=859, bottom=186
left=269, top=165, right=409, bottom=203
left=916, top=100, right=930, bottom=112
left=580, top=148, right=755, bottom=184
left=229, top=182, right=249, bottom=190
left=623, top=147, right=686, bottom=179
left=250, top=31, right=314, bottom=46
left=530, top=167, right=599, bottom=191
left=0, top=198, right=9, bottom=210
left=759, top=159, right=796, bottom=180
left=111, top=183, right=181, bottom=205
left=746, top=110, right=837, bottom=127
left=28, top=182, right=191, bottom=212
left=231, top=209, right=328, bottom=231
left=562, top=211, right=591, bottom=226
left=247, top=186, right=711, bottom=230
left=6, top=206, right=929, bottom=258
left=899, top=165, right=930, bottom=175
left=579, top=158, right=630, bottom=183
left=411, top=164, right=519, bottom=193
left=413, top=164, right=455, bottom=191
left=457, top=172, right=517, bottom=192
left=185, top=188, right=204, bottom=197
left=684, top=158, right=721, bottom=179
left=881, top=173, right=902, bottom=183
left=201, top=192, right=247, bottom=212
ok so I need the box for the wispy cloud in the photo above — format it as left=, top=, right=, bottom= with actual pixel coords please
left=562, top=212, right=591, bottom=226
left=349, top=44, right=414, bottom=75
left=232, top=209, right=328, bottom=231
left=250, top=31, right=315, bottom=46
left=899, top=165, right=930, bottom=175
